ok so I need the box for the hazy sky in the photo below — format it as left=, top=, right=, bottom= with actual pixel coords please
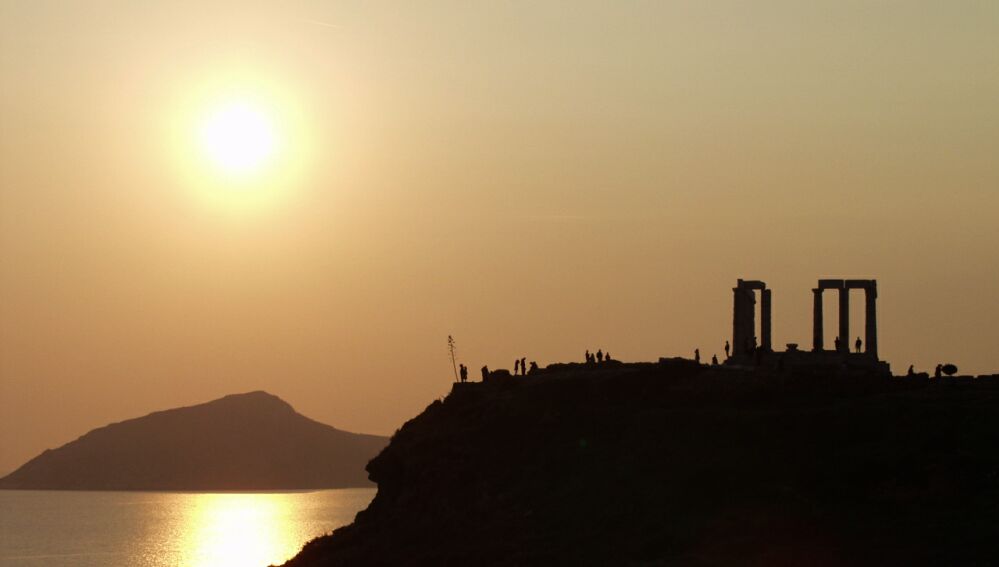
left=2, top=1, right=997, bottom=472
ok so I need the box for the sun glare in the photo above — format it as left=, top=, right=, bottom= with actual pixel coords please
left=180, top=493, right=298, bottom=567
left=165, top=71, right=319, bottom=212
left=199, top=102, right=277, bottom=177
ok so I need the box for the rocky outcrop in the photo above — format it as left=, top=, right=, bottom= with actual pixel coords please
left=0, top=391, right=388, bottom=491
left=283, top=362, right=999, bottom=566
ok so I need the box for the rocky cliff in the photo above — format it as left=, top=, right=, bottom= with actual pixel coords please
left=0, top=391, right=388, bottom=491
left=283, top=362, right=999, bottom=566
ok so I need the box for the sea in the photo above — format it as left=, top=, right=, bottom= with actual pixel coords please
left=0, top=488, right=376, bottom=567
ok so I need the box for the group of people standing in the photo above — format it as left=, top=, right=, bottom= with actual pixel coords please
left=457, top=346, right=636, bottom=384
left=513, top=358, right=539, bottom=376
left=831, top=336, right=864, bottom=353
left=458, top=359, right=538, bottom=383
left=585, top=349, right=612, bottom=364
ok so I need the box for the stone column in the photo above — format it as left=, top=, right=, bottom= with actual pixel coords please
left=732, top=287, right=744, bottom=358
left=865, top=284, right=878, bottom=359
left=838, top=288, right=850, bottom=354
left=761, top=288, right=772, bottom=352
left=812, top=288, right=823, bottom=351
left=732, top=285, right=755, bottom=358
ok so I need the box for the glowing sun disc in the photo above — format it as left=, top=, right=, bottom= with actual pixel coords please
left=199, top=102, right=277, bottom=176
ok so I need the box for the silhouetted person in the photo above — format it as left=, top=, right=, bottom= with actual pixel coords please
left=605, top=352, right=611, bottom=362
left=521, top=358, right=526, bottom=375
left=855, top=336, right=862, bottom=353
left=514, top=359, right=520, bottom=376
left=529, top=361, right=538, bottom=374
left=907, top=364, right=915, bottom=377
left=834, top=337, right=842, bottom=352
left=585, top=350, right=592, bottom=364
left=597, top=350, right=603, bottom=363
left=934, top=364, right=942, bottom=378
left=481, top=365, right=489, bottom=381
left=711, top=354, right=718, bottom=365
left=459, top=364, right=468, bottom=383
left=724, top=340, right=730, bottom=359
left=694, top=349, right=700, bottom=364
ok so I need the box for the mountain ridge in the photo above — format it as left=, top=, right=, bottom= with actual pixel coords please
left=0, top=390, right=388, bottom=491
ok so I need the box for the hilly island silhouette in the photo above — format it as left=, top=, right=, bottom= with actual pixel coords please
left=279, top=279, right=999, bottom=566
left=0, top=391, right=387, bottom=491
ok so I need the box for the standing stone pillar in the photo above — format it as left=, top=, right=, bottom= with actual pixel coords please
left=731, top=284, right=756, bottom=358
left=761, top=289, right=772, bottom=352
left=812, top=288, right=823, bottom=351
left=732, top=287, right=745, bottom=358
left=865, top=284, right=878, bottom=359
left=838, top=288, right=850, bottom=353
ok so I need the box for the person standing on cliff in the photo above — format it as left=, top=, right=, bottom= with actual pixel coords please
left=724, top=341, right=730, bottom=359
left=597, top=349, right=603, bottom=363
left=585, top=350, right=592, bottom=364
left=694, top=349, right=700, bottom=364
left=481, top=365, right=489, bottom=382
left=520, top=357, right=527, bottom=375
left=855, top=336, right=863, bottom=353
left=459, top=364, right=468, bottom=383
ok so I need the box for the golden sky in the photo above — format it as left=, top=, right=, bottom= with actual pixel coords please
left=1, top=1, right=998, bottom=472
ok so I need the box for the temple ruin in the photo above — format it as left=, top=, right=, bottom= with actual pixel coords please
left=812, top=279, right=878, bottom=358
left=729, top=278, right=889, bottom=374
left=731, top=279, right=771, bottom=358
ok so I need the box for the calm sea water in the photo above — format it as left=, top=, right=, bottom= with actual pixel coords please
left=0, top=489, right=375, bottom=567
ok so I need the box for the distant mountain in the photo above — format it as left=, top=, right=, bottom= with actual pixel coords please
left=0, top=391, right=388, bottom=491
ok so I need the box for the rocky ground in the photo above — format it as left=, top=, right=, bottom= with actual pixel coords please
left=282, top=361, right=999, bottom=566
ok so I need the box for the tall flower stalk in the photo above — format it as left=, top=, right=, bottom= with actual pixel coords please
left=447, top=335, right=458, bottom=383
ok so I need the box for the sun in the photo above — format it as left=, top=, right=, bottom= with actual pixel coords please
left=165, top=73, right=318, bottom=212
left=198, top=101, right=278, bottom=178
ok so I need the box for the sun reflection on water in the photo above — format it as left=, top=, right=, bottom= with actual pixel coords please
left=0, top=489, right=376, bottom=567
left=179, top=493, right=309, bottom=567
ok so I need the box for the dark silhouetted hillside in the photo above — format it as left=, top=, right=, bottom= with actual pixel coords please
left=0, top=391, right=387, bottom=491
left=283, top=362, right=999, bottom=567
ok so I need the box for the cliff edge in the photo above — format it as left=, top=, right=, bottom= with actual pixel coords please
left=283, top=362, right=999, bottom=566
